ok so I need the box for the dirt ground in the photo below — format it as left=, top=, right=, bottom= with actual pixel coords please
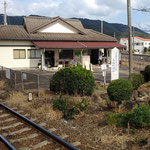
left=0, top=80, right=150, bottom=150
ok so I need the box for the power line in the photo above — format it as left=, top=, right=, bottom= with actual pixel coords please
left=132, top=8, right=150, bottom=12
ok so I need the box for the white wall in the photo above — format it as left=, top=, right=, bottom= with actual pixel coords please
left=40, top=22, right=76, bottom=33
left=0, top=41, right=41, bottom=68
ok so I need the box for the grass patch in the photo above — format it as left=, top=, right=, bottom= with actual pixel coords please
left=0, top=80, right=7, bottom=90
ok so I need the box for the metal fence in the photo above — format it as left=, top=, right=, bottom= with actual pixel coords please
left=121, top=52, right=150, bottom=61
left=121, top=52, right=150, bottom=70
left=0, top=66, right=51, bottom=97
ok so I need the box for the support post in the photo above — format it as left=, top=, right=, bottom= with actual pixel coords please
left=14, top=71, right=16, bottom=89
left=127, top=0, right=133, bottom=75
left=106, top=49, right=109, bottom=64
left=101, top=20, right=103, bottom=34
left=4, top=0, right=7, bottom=25
left=41, top=49, right=45, bottom=70
left=37, top=74, right=40, bottom=98
left=21, top=72, right=24, bottom=91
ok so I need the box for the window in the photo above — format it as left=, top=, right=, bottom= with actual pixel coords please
left=59, top=50, right=73, bottom=59
left=28, top=49, right=41, bottom=59
left=13, top=49, right=26, bottom=59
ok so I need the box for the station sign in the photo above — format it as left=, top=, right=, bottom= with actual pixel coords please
left=111, top=47, right=119, bottom=81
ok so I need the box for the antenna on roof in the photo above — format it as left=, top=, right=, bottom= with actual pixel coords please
left=4, top=0, right=7, bottom=25
left=101, top=20, right=103, bottom=34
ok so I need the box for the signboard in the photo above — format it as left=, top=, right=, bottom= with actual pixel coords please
left=22, top=73, right=27, bottom=80
left=111, top=47, right=119, bottom=81
left=101, top=64, right=107, bottom=70
left=102, top=71, right=106, bottom=77
left=6, top=69, right=10, bottom=79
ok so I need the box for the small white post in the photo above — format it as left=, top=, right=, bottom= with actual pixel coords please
left=101, top=63, right=107, bottom=89
left=28, top=93, right=32, bottom=102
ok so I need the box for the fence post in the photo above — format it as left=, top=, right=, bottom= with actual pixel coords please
left=10, top=69, right=12, bottom=88
left=37, top=74, right=40, bottom=98
left=14, top=71, right=17, bottom=90
left=21, top=72, right=24, bottom=91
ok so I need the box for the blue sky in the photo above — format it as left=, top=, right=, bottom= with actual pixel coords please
left=0, top=0, right=150, bottom=32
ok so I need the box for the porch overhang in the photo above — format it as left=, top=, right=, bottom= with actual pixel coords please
left=32, top=41, right=125, bottom=49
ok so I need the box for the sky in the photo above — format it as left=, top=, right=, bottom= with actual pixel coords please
left=0, top=0, right=150, bottom=32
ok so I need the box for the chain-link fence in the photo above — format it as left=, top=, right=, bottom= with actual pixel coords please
left=0, top=66, right=52, bottom=97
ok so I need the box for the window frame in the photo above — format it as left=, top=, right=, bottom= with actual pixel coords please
left=13, top=49, right=26, bottom=59
left=28, top=49, right=41, bottom=59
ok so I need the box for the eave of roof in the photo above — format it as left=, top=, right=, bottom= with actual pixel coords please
left=32, top=41, right=125, bottom=49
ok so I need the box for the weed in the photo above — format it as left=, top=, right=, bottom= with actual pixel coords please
left=135, top=135, right=148, bottom=146
left=129, top=128, right=137, bottom=135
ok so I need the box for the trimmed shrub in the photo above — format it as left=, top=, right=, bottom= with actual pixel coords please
left=107, top=79, right=133, bottom=103
left=128, top=73, right=144, bottom=90
left=50, top=66, right=95, bottom=95
left=144, top=65, right=150, bottom=82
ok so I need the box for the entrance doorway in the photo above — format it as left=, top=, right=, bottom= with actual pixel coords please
left=91, top=49, right=99, bottom=64
left=45, top=51, right=54, bottom=67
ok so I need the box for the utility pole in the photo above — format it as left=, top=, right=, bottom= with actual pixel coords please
left=127, top=0, right=133, bottom=75
left=101, top=20, right=103, bottom=34
left=4, top=0, right=7, bottom=25
left=114, top=32, right=116, bottom=38
left=132, top=26, right=135, bottom=52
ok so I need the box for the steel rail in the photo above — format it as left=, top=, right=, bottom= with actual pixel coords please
left=0, top=103, right=78, bottom=150
left=0, top=135, right=16, bottom=150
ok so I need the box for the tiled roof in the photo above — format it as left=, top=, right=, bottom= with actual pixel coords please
left=135, top=36, right=150, bottom=41
left=120, top=38, right=128, bottom=41
left=0, top=16, right=116, bottom=42
left=0, top=25, right=31, bottom=40
left=24, top=16, right=87, bottom=34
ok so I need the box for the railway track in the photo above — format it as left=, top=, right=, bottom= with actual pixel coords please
left=0, top=103, right=79, bottom=150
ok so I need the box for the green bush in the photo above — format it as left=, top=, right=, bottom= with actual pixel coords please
left=107, top=79, right=133, bottom=103
left=53, top=97, right=89, bottom=120
left=128, top=73, right=144, bottom=90
left=106, top=105, right=150, bottom=128
left=144, top=65, right=150, bottom=82
left=53, top=98, right=68, bottom=111
left=106, top=112, right=133, bottom=127
left=132, top=105, right=150, bottom=128
left=50, top=66, right=95, bottom=95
